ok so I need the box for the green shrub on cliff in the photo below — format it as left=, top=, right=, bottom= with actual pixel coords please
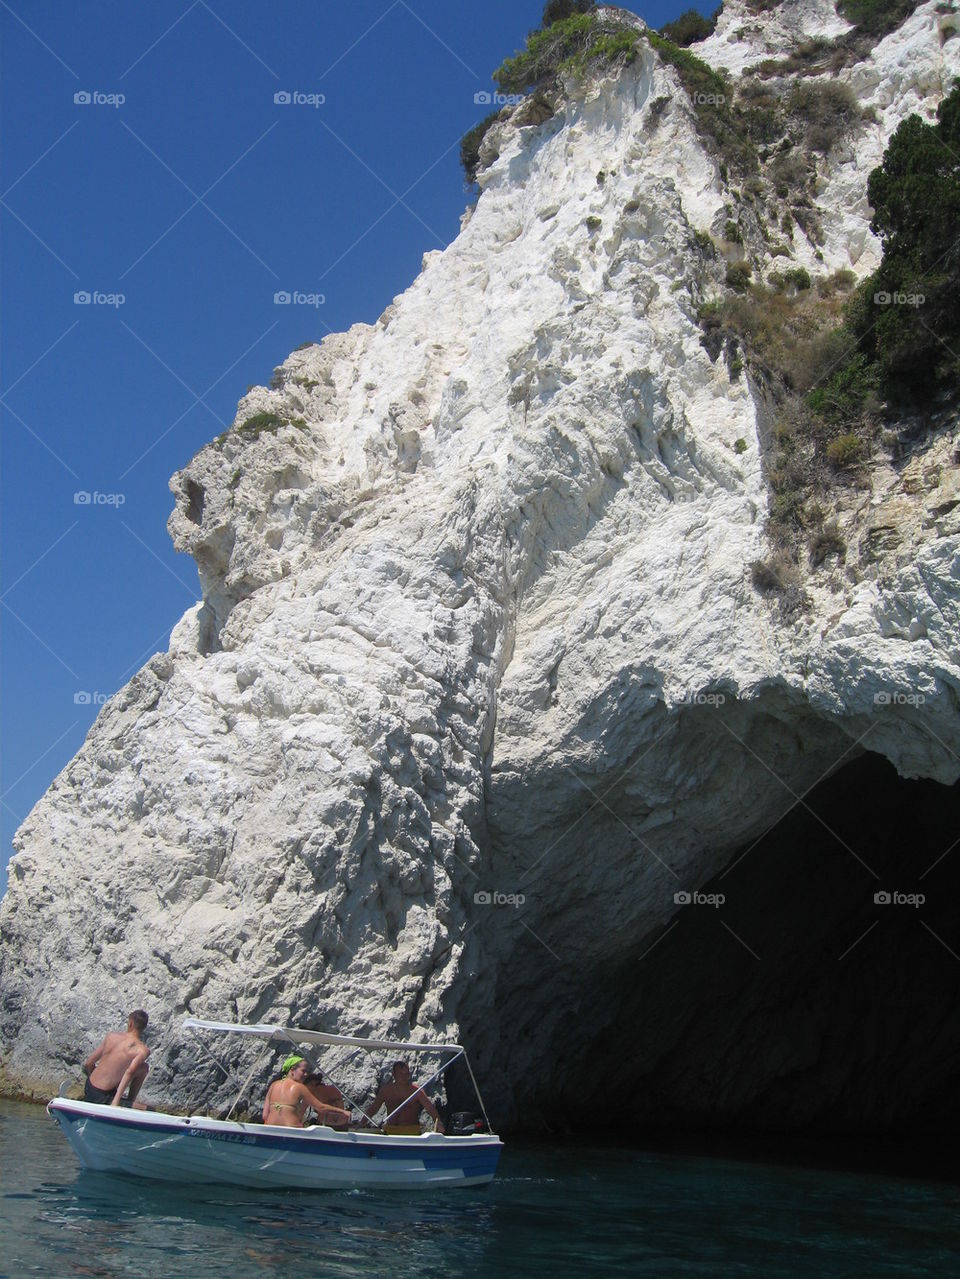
left=494, top=13, right=639, bottom=95
left=464, top=8, right=635, bottom=184
left=825, top=434, right=864, bottom=469
left=857, top=85, right=960, bottom=391
left=837, top=0, right=921, bottom=37
left=460, top=110, right=501, bottom=185
left=645, top=31, right=755, bottom=175
left=237, top=412, right=285, bottom=437
left=659, top=7, right=720, bottom=47
left=494, top=14, right=598, bottom=94
left=813, top=80, right=960, bottom=410
left=542, top=0, right=596, bottom=25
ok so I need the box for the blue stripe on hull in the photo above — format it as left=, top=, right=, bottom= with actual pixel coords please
left=49, top=1101, right=501, bottom=1190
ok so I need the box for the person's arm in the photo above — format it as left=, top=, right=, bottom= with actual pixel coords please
left=363, top=1087, right=385, bottom=1119
left=364, top=1087, right=384, bottom=1117
left=111, top=1048, right=148, bottom=1106
left=415, top=1088, right=445, bottom=1134
left=302, top=1085, right=350, bottom=1126
left=126, top=1052, right=150, bottom=1105
left=262, top=1083, right=274, bottom=1124
left=82, top=1037, right=108, bottom=1077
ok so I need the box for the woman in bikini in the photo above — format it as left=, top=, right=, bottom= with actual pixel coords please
left=262, top=1055, right=351, bottom=1129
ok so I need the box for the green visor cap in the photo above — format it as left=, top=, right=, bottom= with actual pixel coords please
left=282, top=1054, right=305, bottom=1074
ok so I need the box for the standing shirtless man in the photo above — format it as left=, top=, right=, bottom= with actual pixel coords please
left=363, top=1061, right=445, bottom=1135
left=82, top=1009, right=150, bottom=1107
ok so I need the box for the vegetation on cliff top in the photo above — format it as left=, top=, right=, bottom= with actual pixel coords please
left=848, top=85, right=960, bottom=395
left=838, top=0, right=922, bottom=37
left=493, top=10, right=640, bottom=97
left=456, top=3, right=955, bottom=589
left=460, top=0, right=928, bottom=183
left=659, top=8, right=721, bottom=48
left=797, top=79, right=960, bottom=451
left=709, top=81, right=960, bottom=565
left=459, top=3, right=640, bottom=185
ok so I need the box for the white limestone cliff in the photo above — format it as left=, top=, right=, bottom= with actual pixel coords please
left=2, top=1, right=958, bottom=1124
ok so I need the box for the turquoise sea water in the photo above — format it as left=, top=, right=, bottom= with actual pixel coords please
left=3, top=1099, right=959, bottom=1277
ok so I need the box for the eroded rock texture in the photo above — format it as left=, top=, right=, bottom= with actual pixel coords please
left=2, top=2, right=958, bottom=1128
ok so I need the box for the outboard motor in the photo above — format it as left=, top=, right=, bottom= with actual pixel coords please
left=448, top=1111, right=487, bottom=1135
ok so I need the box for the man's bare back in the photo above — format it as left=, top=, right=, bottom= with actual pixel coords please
left=83, top=1011, right=150, bottom=1106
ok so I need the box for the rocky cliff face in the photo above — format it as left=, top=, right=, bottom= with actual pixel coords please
left=2, top=1, right=958, bottom=1131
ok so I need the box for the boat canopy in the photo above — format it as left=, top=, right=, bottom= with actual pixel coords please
left=182, top=1017, right=463, bottom=1055
left=181, top=1016, right=493, bottom=1133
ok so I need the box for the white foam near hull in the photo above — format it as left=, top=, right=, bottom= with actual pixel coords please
left=48, top=1098, right=502, bottom=1190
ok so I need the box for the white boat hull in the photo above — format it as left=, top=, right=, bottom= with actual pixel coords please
left=48, top=1098, right=502, bottom=1190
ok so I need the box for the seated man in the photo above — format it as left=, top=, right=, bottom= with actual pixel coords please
left=362, top=1060, right=445, bottom=1135
left=304, top=1068, right=346, bottom=1112
left=82, top=1009, right=150, bottom=1107
left=262, top=1055, right=351, bottom=1129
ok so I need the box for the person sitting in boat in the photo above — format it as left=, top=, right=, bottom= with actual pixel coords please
left=262, top=1055, right=351, bottom=1129
left=81, top=1009, right=150, bottom=1107
left=362, top=1060, right=445, bottom=1135
left=303, top=1067, right=345, bottom=1112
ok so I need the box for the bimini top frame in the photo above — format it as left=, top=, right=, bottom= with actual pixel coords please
left=181, top=1017, right=494, bottom=1133
left=182, top=1018, right=463, bottom=1054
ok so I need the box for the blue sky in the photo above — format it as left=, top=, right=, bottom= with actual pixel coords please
left=0, top=0, right=713, bottom=891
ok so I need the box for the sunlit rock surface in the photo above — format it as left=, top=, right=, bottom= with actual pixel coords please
left=2, top=1, right=958, bottom=1128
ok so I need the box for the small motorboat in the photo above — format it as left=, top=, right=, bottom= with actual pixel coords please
left=48, top=1017, right=503, bottom=1190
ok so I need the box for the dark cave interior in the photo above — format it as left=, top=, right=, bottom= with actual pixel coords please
left=536, top=753, right=960, bottom=1139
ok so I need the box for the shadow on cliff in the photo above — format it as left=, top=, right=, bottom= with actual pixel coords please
left=518, top=753, right=960, bottom=1138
